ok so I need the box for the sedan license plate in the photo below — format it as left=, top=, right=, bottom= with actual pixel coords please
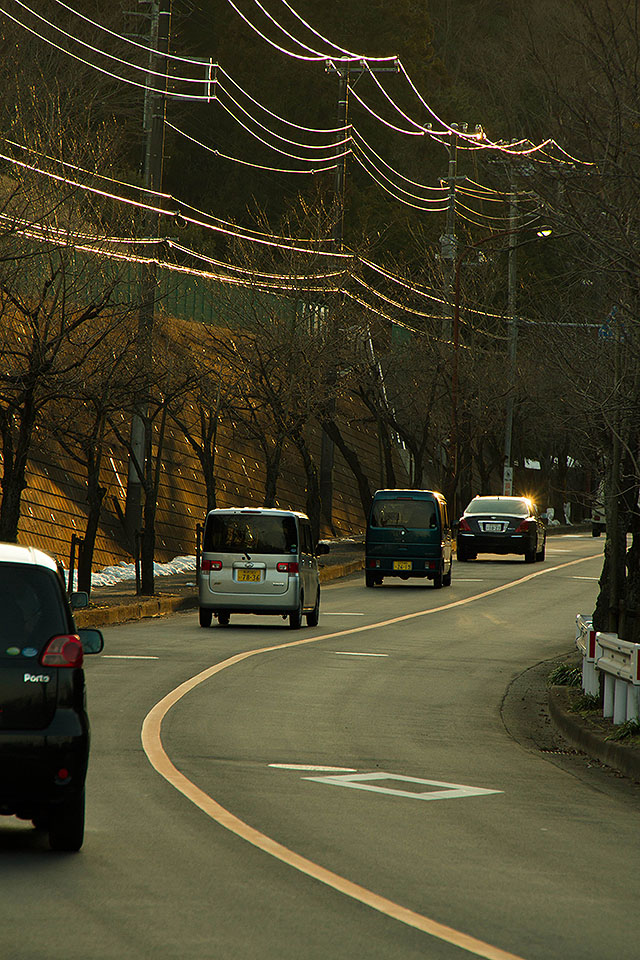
left=393, top=560, right=412, bottom=571
left=236, top=569, right=261, bottom=582
left=484, top=522, right=503, bottom=533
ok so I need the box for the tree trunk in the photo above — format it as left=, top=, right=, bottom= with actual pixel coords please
left=292, top=429, right=322, bottom=542
left=262, top=439, right=283, bottom=507
left=320, top=419, right=373, bottom=525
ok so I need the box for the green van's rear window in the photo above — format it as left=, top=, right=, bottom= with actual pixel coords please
left=370, top=498, right=437, bottom=529
left=204, top=514, right=298, bottom=554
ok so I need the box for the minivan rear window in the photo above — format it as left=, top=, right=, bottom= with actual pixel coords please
left=0, top=564, right=68, bottom=661
left=370, top=498, right=437, bottom=530
left=204, top=514, right=298, bottom=554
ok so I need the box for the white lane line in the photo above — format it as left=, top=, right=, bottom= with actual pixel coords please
left=334, top=651, right=389, bottom=657
left=104, top=654, right=159, bottom=660
left=142, top=552, right=600, bottom=960
left=455, top=578, right=485, bottom=581
left=571, top=576, right=599, bottom=581
left=324, top=612, right=365, bottom=616
left=269, top=764, right=357, bottom=772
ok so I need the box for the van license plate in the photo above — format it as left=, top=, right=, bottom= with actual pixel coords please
left=393, top=561, right=412, bottom=571
left=237, top=569, right=261, bottom=582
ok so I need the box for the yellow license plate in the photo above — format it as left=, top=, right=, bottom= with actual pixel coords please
left=393, top=561, right=412, bottom=571
left=237, top=569, right=261, bottom=582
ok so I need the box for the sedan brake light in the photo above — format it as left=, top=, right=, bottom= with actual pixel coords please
left=41, top=634, right=84, bottom=668
left=458, top=518, right=472, bottom=532
left=515, top=519, right=533, bottom=533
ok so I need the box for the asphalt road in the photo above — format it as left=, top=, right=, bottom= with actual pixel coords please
left=2, top=533, right=638, bottom=960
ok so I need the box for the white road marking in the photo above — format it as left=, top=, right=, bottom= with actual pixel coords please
left=304, top=771, right=502, bottom=802
left=571, top=576, right=599, bottom=581
left=334, top=651, right=388, bottom=657
left=269, top=764, right=356, bottom=772
left=323, top=612, right=365, bottom=616
left=454, top=578, right=485, bottom=581
left=103, top=654, right=159, bottom=660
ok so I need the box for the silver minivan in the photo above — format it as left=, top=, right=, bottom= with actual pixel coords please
left=198, top=507, right=329, bottom=629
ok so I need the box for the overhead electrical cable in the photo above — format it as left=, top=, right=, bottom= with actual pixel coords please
left=166, top=122, right=339, bottom=174
left=352, top=142, right=449, bottom=205
left=352, top=153, right=448, bottom=212
left=214, top=96, right=351, bottom=163
left=215, top=78, right=351, bottom=151
left=347, top=82, right=426, bottom=137
left=0, top=150, right=352, bottom=256
left=233, top=0, right=398, bottom=62
left=352, top=129, right=448, bottom=194
left=4, top=0, right=207, bottom=90
left=217, top=64, right=348, bottom=134
left=0, top=3, right=210, bottom=99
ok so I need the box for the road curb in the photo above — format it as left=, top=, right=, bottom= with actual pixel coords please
left=549, top=685, right=640, bottom=781
left=320, top=558, right=363, bottom=584
left=76, top=594, right=198, bottom=628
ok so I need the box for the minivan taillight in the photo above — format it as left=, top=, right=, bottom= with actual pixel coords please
left=202, top=559, right=223, bottom=572
left=41, top=634, right=84, bottom=668
left=277, top=562, right=299, bottom=574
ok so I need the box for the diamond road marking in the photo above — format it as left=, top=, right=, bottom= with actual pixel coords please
left=303, top=771, right=503, bottom=801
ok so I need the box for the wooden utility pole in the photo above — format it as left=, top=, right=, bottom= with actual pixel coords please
left=124, top=0, right=171, bottom=546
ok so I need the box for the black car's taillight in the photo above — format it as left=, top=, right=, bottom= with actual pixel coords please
left=41, top=634, right=84, bottom=668
left=515, top=519, right=534, bottom=533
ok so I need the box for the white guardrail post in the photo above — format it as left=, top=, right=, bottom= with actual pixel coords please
left=594, top=632, right=640, bottom=725
left=575, top=614, right=599, bottom=696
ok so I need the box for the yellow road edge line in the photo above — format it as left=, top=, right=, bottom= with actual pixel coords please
left=141, top=552, right=601, bottom=960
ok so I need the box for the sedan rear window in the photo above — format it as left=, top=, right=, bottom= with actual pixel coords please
left=465, top=498, right=530, bottom=516
left=370, top=498, right=437, bottom=529
left=204, top=515, right=298, bottom=554
left=0, top=564, right=68, bottom=661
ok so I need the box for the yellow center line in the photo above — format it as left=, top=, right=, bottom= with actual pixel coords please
left=141, top=552, right=601, bottom=960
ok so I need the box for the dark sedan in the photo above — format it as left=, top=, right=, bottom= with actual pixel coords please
left=456, top=495, right=546, bottom=563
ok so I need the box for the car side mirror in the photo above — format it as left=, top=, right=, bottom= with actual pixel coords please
left=70, top=591, right=89, bottom=609
left=316, top=541, right=330, bottom=556
left=78, top=627, right=104, bottom=655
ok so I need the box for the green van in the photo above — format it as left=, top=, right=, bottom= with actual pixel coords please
left=364, top=489, right=453, bottom=589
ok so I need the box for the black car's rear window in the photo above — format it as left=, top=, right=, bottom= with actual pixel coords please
left=0, top=564, right=69, bottom=661
left=370, top=498, right=437, bottom=529
left=465, top=498, right=530, bottom=516
left=204, top=514, right=298, bottom=554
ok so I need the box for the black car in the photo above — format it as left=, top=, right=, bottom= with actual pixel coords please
left=0, top=543, right=103, bottom=851
left=457, top=495, right=546, bottom=563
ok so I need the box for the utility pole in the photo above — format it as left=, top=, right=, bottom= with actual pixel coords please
left=503, top=179, right=519, bottom=496
left=124, top=0, right=171, bottom=544
left=440, top=123, right=464, bottom=340
left=319, top=60, right=399, bottom=529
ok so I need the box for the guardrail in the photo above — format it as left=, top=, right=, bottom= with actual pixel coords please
left=595, top=632, right=640, bottom=724
left=575, top=614, right=599, bottom=696
left=574, top=615, right=640, bottom=724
